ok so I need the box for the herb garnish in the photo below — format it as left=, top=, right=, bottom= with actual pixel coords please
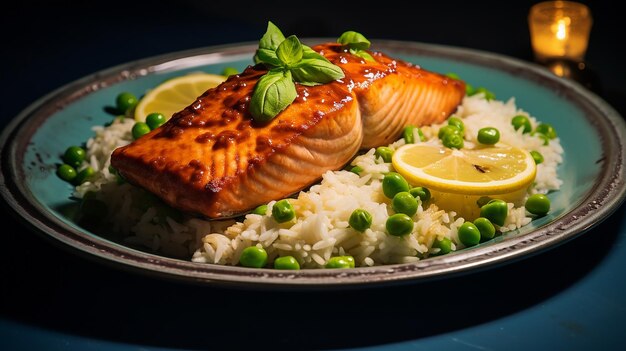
left=337, top=31, right=374, bottom=62
left=250, top=22, right=345, bottom=122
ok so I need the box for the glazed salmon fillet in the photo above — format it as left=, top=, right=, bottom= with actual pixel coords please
left=316, top=44, right=465, bottom=148
left=112, top=67, right=362, bottom=218
left=111, top=43, right=464, bottom=218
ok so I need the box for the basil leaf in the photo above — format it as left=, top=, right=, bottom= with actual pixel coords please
left=291, top=58, right=345, bottom=84
left=254, top=48, right=282, bottom=67
left=337, top=31, right=371, bottom=50
left=350, top=48, right=375, bottom=62
left=250, top=69, right=297, bottom=122
left=296, top=81, right=322, bottom=87
left=276, top=35, right=303, bottom=66
left=250, top=23, right=349, bottom=121
left=302, top=45, right=329, bottom=61
left=259, top=21, right=286, bottom=50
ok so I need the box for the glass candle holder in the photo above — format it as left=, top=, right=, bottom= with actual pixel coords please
left=528, top=1, right=593, bottom=63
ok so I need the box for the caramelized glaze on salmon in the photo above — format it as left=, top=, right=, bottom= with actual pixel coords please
left=315, top=44, right=465, bottom=148
left=111, top=43, right=465, bottom=218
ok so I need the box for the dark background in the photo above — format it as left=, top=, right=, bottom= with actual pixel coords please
left=1, top=1, right=625, bottom=350
left=1, top=0, right=623, bottom=122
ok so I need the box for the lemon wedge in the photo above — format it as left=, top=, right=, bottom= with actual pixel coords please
left=392, top=143, right=537, bottom=220
left=133, top=73, right=227, bottom=121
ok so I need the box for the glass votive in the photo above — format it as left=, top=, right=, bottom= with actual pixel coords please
left=528, top=1, right=593, bottom=63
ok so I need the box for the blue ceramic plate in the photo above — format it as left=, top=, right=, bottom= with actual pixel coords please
left=1, top=40, right=625, bottom=288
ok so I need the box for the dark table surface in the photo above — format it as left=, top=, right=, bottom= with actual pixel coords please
left=1, top=1, right=625, bottom=350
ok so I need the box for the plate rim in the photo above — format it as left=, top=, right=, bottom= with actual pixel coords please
left=1, top=39, right=625, bottom=289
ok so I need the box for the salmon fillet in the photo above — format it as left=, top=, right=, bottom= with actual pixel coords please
left=315, top=44, right=465, bottom=148
left=111, top=43, right=464, bottom=218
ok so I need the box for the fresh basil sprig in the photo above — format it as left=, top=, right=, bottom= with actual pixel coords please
left=250, top=69, right=297, bottom=122
left=337, top=31, right=374, bottom=62
left=253, top=21, right=285, bottom=66
left=250, top=22, right=345, bottom=122
left=290, top=58, right=344, bottom=86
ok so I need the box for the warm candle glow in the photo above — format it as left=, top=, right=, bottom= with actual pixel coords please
left=554, top=17, right=569, bottom=40
left=529, top=1, right=592, bottom=63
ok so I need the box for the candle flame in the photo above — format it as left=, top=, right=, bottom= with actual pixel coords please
left=529, top=2, right=592, bottom=63
left=554, top=17, right=571, bottom=41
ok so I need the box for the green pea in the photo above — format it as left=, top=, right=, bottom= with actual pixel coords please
left=403, top=125, right=425, bottom=143
left=432, top=237, right=452, bottom=255
left=375, top=146, right=394, bottom=163
left=272, top=199, right=295, bottom=223
left=511, top=115, right=532, bottom=134
left=115, top=92, right=138, bottom=114
left=386, top=213, right=414, bottom=236
left=146, top=112, right=166, bottom=130
left=535, top=123, right=557, bottom=139
left=465, top=83, right=476, bottom=96
left=418, top=128, right=426, bottom=141
left=442, top=132, right=464, bottom=149
left=350, top=165, right=363, bottom=175
left=57, top=164, right=77, bottom=182
left=349, top=209, right=373, bottom=232
left=62, top=146, right=86, bottom=168
left=476, top=196, right=493, bottom=208
left=477, top=127, right=500, bottom=145
left=222, top=67, right=239, bottom=76
left=447, top=116, right=465, bottom=133
left=474, top=217, right=496, bottom=241
left=73, top=166, right=95, bottom=185
left=475, top=87, right=495, bottom=101
left=392, top=192, right=418, bottom=217
left=325, top=256, right=355, bottom=269
left=239, top=246, right=268, bottom=268
left=274, top=256, right=300, bottom=270
left=251, top=204, right=268, bottom=216
left=525, top=193, right=550, bottom=216
left=132, top=122, right=151, bottom=140
left=438, top=125, right=463, bottom=139
left=479, top=199, right=508, bottom=226
left=409, top=186, right=431, bottom=202
left=458, top=222, right=481, bottom=246
left=382, top=172, right=410, bottom=198
left=445, top=72, right=461, bottom=80
left=530, top=150, right=544, bottom=165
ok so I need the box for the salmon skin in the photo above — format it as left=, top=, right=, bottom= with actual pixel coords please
left=111, top=43, right=465, bottom=218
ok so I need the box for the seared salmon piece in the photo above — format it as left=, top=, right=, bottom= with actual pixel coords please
left=111, top=67, right=362, bottom=218
left=111, top=43, right=464, bottom=218
left=315, top=44, right=466, bottom=148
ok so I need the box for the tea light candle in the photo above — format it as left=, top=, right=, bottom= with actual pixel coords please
left=528, top=1, right=593, bottom=63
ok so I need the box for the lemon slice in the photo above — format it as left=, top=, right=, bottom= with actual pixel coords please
left=392, top=143, right=537, bottom=220
left=134, top=73, right=227, bottom=121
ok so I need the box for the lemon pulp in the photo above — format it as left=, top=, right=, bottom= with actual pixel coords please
left=133, top=73, right=227, bottom=121
left=392, top=143, right=537, bottom=220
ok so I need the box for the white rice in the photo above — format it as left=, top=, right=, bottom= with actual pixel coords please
left=75, top=93, right=564, bottom=267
